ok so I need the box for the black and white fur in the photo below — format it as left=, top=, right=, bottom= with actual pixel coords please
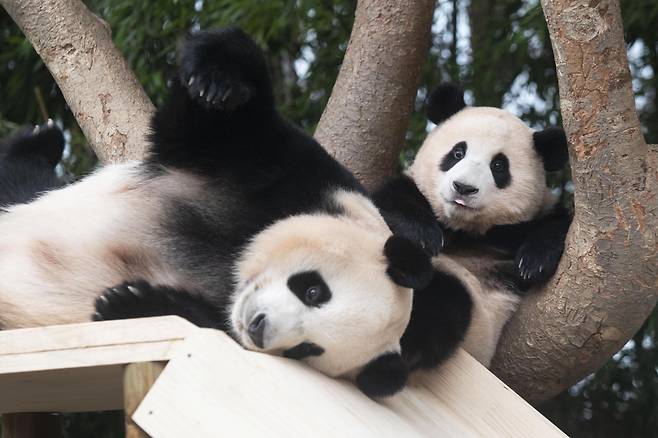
left=0, top=28, right=434, bottom=397
left=375, top=83, right=571, bottom=368
left=0, top=120, right=64, bottom=208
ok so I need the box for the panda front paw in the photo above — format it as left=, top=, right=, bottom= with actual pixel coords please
left=178, top=27, right=269, bottom=112
left=515, top=241, right=563, bottom=286
left=92, top=280, right=159, bottom=321
left=401, top=221, right=445, bottom=257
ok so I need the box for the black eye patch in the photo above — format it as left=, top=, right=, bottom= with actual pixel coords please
left=490, top=153, right=511, bottom=188
left=440, top=141, right=467, bottom=172
left=287, top=270, right=332, bottom=307
left=283, top=342, right=325, bottom=360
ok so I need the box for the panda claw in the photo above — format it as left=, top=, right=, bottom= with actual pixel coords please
left=46, top=118, right=54, bottom=127
left=127, top=285, right=141, bottom=296
left=187, top=76, right=195, bottom=86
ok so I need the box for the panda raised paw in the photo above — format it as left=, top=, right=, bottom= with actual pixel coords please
left=178, top=27, right=269, bottom=112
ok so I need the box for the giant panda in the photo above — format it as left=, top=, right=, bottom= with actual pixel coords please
left=374, top=83, right=572, bottom=369
left=0, top=27, right=438, bottom=397
left=0, top=120, right=64, bottom=207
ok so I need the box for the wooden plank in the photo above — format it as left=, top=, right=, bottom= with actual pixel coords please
left=0, top=316, right=196, bottom=356
left=389, top=350, right=566, bottom=437
left=135, top=330, right=564, bottom=438
left=134, top=330, right=433, bottom=438
left=0, top=316, right=566, bottom=436
left=124, top=362, right=166, bottom=438
left=0, top=317, right=196, bottom=414
left=0, top=340, right=180, bottom=376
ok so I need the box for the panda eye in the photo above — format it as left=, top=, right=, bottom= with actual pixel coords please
left=305, top=286, right=322, bottom=304
left=453, top=147, right=465, bottom=160
left=288, top=270, right=332, bottom=307
left=491, top=159, right=507, bottom=173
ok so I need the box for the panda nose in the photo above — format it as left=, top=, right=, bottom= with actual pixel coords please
left=247, top=313, right=267, bottom=348
left=453, top=181, right=479, bottom=196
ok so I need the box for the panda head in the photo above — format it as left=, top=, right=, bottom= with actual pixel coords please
left=230, top=205, right=432, bottom=397
left=409, top=84, right=569, bottom=234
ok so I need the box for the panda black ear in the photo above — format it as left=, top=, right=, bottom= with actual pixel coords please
left=427, top=83, right=466, bottom=125
left=356, top=352, right=408, bottom=398
left=533, top=127, right=569, bottom=171
left=384, top=235, right=433, bottom=290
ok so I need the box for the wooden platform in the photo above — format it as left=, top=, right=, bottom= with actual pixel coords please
left=0, top=316, right=566, bottom=437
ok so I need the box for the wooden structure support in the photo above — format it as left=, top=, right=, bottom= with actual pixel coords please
left=0, top=316, right=567, bottom=437
left=124, top=362, right=166, bottom=438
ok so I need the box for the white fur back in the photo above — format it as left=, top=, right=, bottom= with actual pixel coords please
left=0, top=163, right=198, bottom=328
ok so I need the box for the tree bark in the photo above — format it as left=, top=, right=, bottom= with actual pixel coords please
left=0, top=0, right=154, bottom=163
left=314, top=0, right=436, bottom=190
left=491, top=0, right=658, bottom=404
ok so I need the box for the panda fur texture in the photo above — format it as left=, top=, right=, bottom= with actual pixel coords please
left=0, top=28, right=434, bottom=397
left=374, top=83, right=571, bottom=368
left=0, top=120, right=64, bottom=208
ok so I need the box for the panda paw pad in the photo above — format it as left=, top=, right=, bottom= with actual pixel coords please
left=178, top=28, right=264, bottom=112
left=515, top=243, right=562, bottom=285
left=182, top=71, right=253, bottom=111
left=92, top=281, right=156, bottom=321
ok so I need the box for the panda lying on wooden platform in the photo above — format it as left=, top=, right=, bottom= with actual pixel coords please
left=0, top=28, right=439, bottom=397
left=374, top=84, right=572, bottom=370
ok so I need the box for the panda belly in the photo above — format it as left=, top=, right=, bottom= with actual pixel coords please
left=433, top=252, right=520, bottom=367
left=0, top=163, right=196, bottom=329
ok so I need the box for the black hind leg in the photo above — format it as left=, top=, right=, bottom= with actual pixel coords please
left=400, top=270, right=473, bottom=371
left=92, top=280, right=224, bottom=330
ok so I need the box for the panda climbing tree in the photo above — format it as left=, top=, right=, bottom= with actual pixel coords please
left=1, top=0, right=656, bottom=406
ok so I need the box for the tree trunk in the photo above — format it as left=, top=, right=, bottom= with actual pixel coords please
left=491, top=0, right=658, bottom=404
left=0, top=0, right=154, bottom=163
left=314, top=0, right=436, bottom=190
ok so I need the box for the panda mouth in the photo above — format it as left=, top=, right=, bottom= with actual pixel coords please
left=452, top=198, right=476, bottom=210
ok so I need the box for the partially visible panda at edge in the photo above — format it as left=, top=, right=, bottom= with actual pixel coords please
left=374, top=83, right=572, bottom=369
left=0, top=120, right=64, bottom=208
left=0, top=28, right=437, bottom=397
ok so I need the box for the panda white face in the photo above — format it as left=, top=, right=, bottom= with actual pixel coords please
left=230, top=213, right=412, bottom=378
left=410, top=107, right=552, bottom=234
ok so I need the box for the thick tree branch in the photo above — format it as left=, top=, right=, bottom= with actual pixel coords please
left=0, top=0, right=154, bottom=163
left=491, top=0, right=658, bottom=404
left=315, top=0, right=436, bottom=190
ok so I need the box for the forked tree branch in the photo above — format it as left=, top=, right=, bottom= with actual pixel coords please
left=0, top=0, right=154, bottom=163
left=491, top=0, right=658, bottom=404
left=315, top=0, right=436, bottom=190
